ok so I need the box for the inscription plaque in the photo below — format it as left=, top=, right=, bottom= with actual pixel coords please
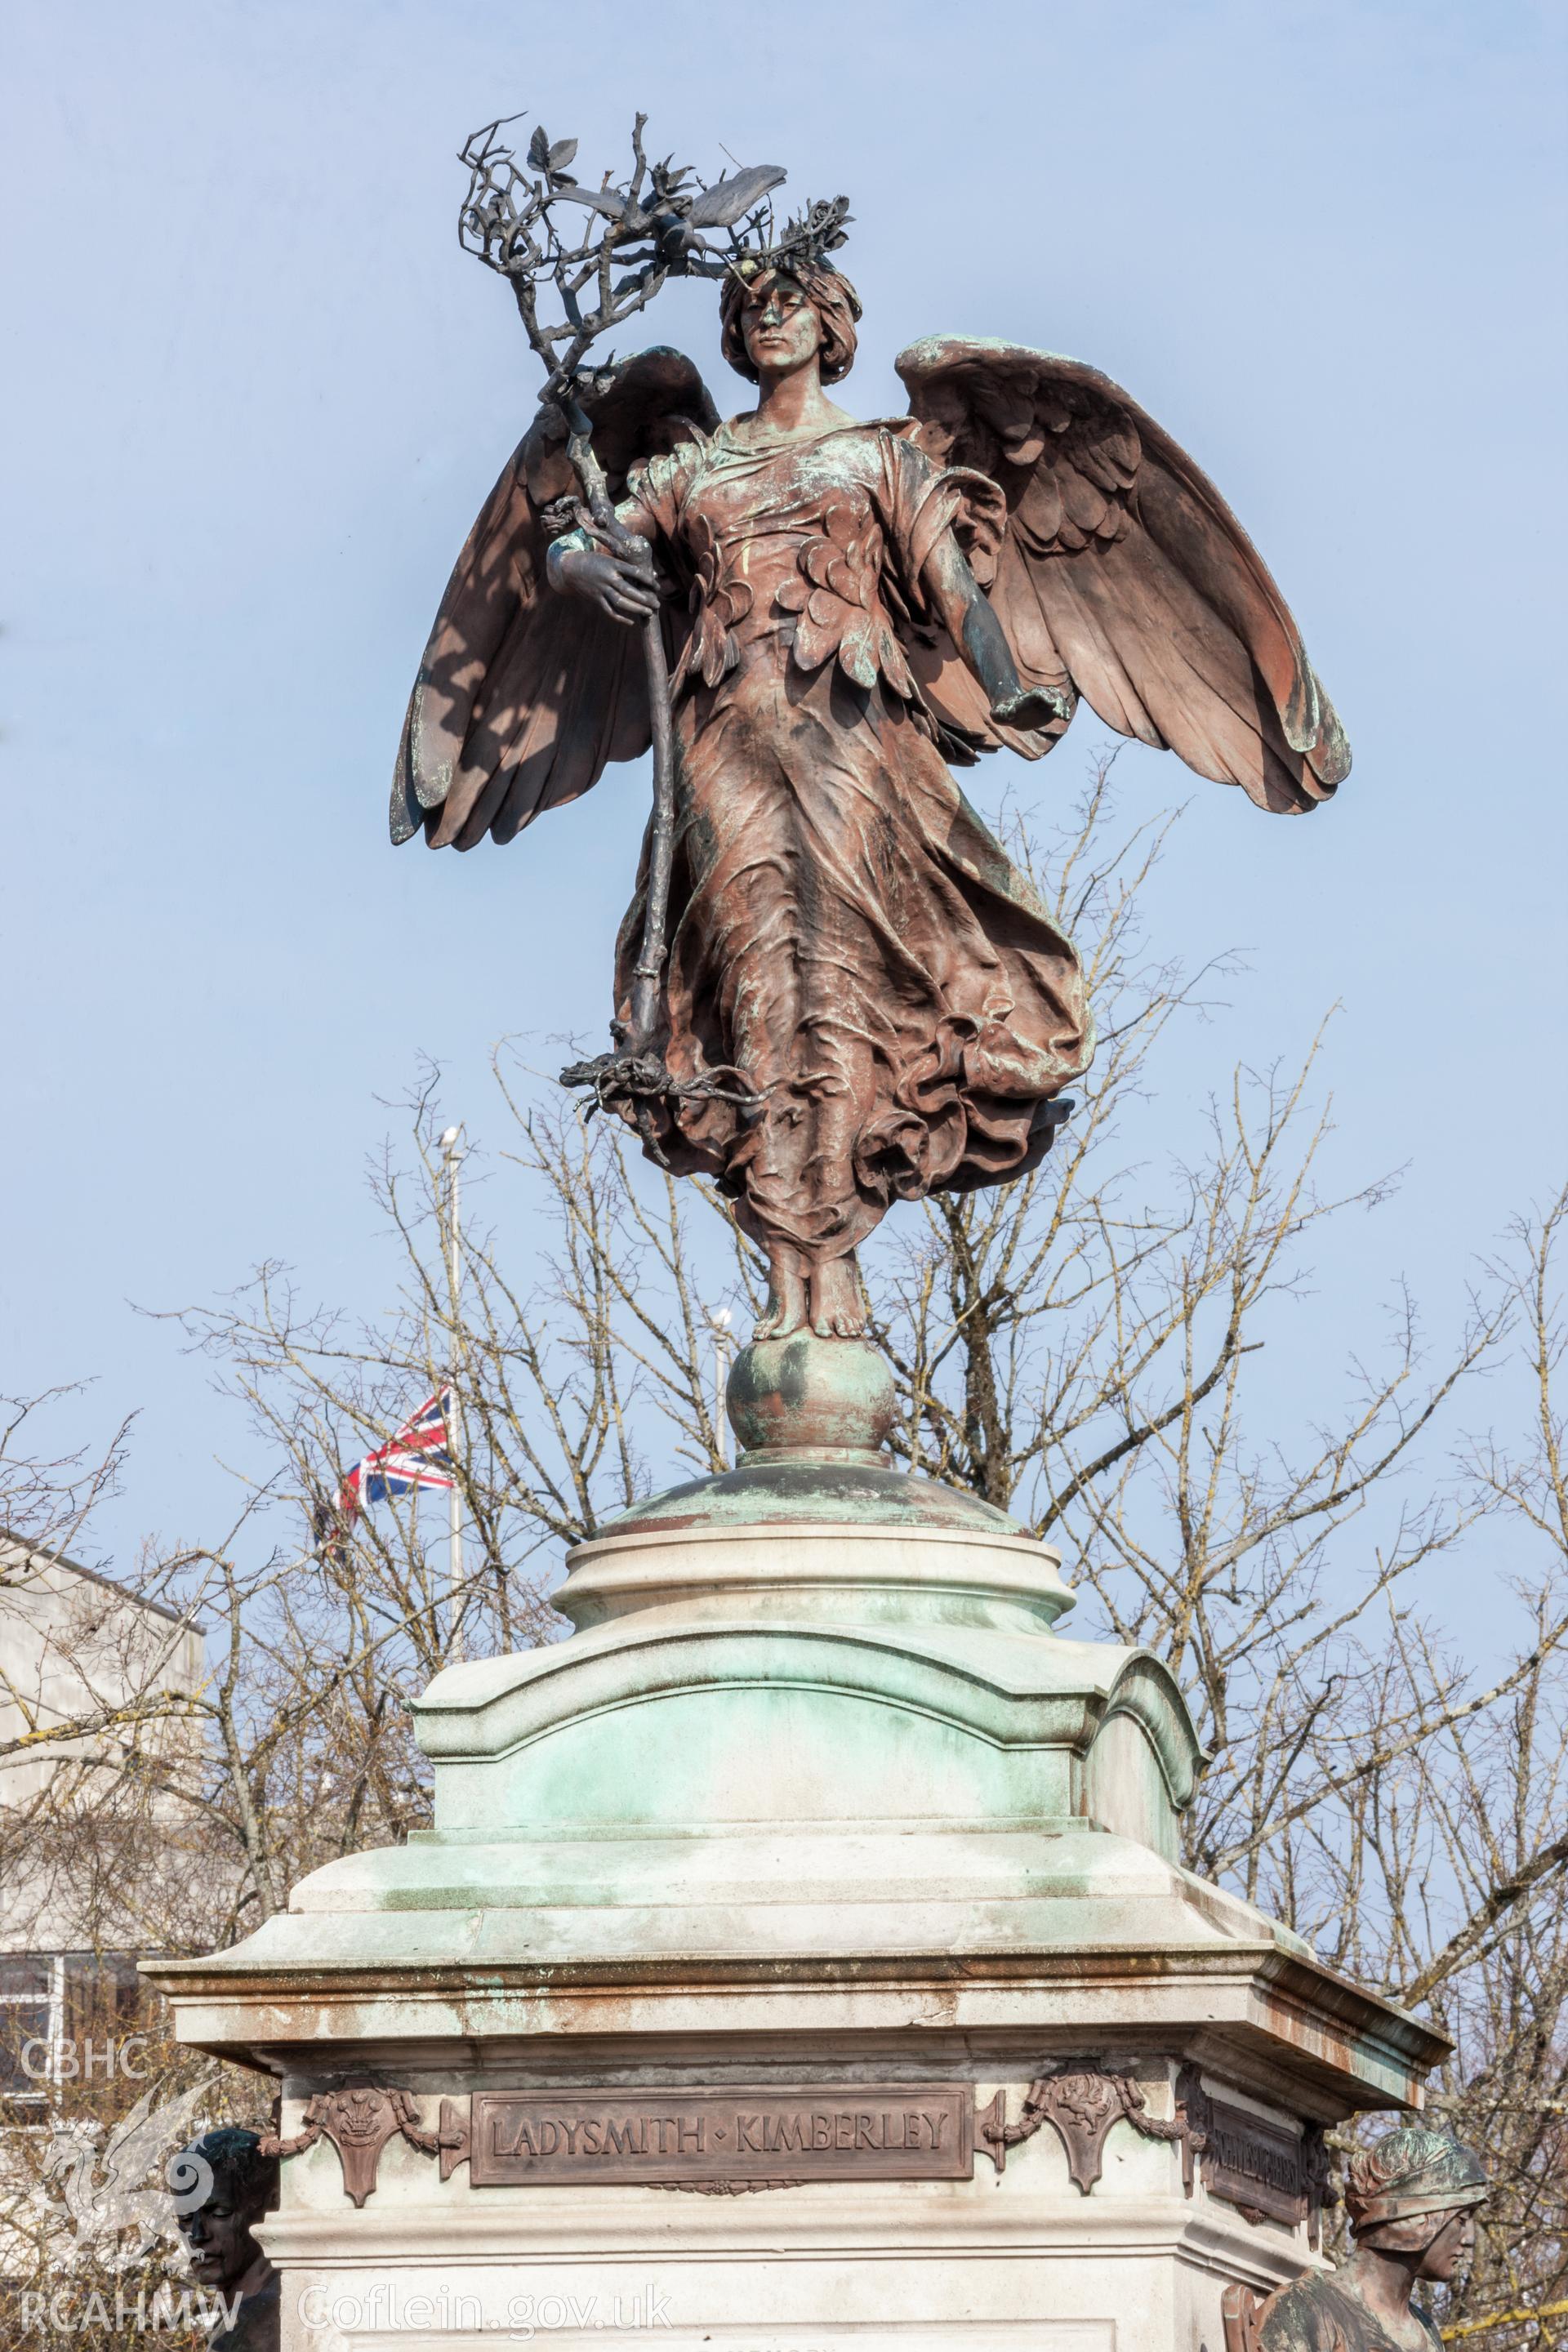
left=467, top=2084, right=974, bottom=2187
left=1178, top=2065, right=1315, bottom=2230
left=1200, top=2104, right=1311, bottom=2226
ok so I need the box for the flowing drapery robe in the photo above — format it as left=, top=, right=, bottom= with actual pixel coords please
left=1255, top=2272, right=1444, bottom=2350
left=582, top=419, right=1093, bottom=1271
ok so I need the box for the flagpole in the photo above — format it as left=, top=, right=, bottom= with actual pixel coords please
left=439, top=1125, right=466, bottom=1657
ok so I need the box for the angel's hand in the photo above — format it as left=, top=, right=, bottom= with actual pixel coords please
left=552, top=541, right=662, bottom=626
left=989, top=683, right=1072, bottom=733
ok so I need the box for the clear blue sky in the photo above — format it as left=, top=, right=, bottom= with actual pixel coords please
left=4, top=0, right=1565, bottom=1570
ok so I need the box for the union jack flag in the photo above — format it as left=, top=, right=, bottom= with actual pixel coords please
left=314, top=1392, right=455, bottom=1553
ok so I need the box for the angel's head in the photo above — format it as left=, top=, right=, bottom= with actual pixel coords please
left=720, top=257, right=862, bottom=386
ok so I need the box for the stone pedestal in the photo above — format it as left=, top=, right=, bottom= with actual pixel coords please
left=150, top=1347, right=1443, bottom=2350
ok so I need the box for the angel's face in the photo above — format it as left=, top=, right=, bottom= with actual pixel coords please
left=741, top=274, right=823, bottom=378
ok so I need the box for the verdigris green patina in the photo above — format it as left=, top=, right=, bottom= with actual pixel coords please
left=724, top=1330, right=893, bottom=1459
left=141, top=109, right=1446, bottom=2352
left=598, top=1330, right=1037, bottom=1539
left=147, top=1367, right=1448, bottom=2346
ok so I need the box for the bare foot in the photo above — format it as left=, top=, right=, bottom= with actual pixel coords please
left=809, top=1254, right=866, bottom=1338
left=755, top=1252, right=808, bottom=1339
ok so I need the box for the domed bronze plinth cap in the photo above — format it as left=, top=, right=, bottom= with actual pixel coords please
left=595, top=1331, right=1029, bottom=1541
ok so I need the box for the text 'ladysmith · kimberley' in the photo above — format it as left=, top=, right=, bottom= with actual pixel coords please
left=468, top=2086, right=975, bottom=2185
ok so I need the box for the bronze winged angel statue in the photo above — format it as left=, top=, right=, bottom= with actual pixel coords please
left=393, top=131, right=1348, bottom=1345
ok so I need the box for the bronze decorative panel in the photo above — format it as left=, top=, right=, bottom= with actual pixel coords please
left=466, top=2084, right=974, bottom=2187
left=1178, top=2066, right=1316, bottom=2230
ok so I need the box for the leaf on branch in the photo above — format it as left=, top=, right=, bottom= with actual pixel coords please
left=688, top=164, right=787, bottom=229
left=526, top=127, right=581, bottom=184
left=553, top=183, right=638, bottom=225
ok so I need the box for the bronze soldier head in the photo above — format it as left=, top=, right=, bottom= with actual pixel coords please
left=176, top=2126, right=280, bottom=2295
left=1344, top=2125, right=1489, bottom=2282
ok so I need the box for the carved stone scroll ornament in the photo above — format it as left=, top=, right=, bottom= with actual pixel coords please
left=261, top=2086, right=448, bottom=2208
left=978, top=2062, right=1187, bottom=2193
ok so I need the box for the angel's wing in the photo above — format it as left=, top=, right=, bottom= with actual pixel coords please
left=897, top=337, right=1349, bottom=813
left=391, top=348, right=719, bottom=851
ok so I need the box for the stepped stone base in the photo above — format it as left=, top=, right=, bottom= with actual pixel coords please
left=149, top=1388, right=1443, bottom=2351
